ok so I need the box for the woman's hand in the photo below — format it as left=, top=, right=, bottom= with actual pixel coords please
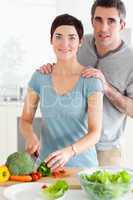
left=25, top=133, right=40, bottom=155
left=45, top=146, right=74, bottom=171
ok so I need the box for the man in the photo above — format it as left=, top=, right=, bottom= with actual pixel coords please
left=38, top=0, right=133, bottom=166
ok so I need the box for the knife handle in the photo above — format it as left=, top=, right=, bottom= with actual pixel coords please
left=34, top=151, right=39, bottom=158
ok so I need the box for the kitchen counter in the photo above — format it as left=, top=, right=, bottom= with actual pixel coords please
left=0, top=187, right=6, bottom=200
left=1, top=167, right=133, bottom=200
left=0, top=168, right=81, bottom=200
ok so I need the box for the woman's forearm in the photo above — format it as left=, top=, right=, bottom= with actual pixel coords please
left=20, top=118, right=40, bottom=154
left=72, top=92, right=103, bottom=155
left=19, top=89, right=39, bottom=140
left=71, top=129, right=101, bottom=155
left=19, top=118, right=34, bottom=140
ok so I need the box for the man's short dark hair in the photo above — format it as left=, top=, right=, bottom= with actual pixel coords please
left=50, top=14, right=84, bottom=41
left=91, top=0, right=126, bottom=20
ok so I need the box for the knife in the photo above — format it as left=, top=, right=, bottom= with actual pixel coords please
left=33, top=151, right=42, bottom=171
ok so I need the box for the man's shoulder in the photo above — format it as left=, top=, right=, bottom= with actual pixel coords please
left=122, top=42, right=133, bottom=56
left=82, top=34, right=93, bottom=45
left=126, top=46, right=133, bottom=56
left=79, top=34, right=94, bottom=53
left=77, top=34, right=96, bottom=66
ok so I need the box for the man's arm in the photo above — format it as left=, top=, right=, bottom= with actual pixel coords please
left=105, top=83, right=133, bottom=117
left=81, top=68, right=133, bottom=118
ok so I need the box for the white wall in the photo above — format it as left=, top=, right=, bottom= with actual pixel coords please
left=0, top=0, right=56, bottom=89
left=56, top=0, right=93, bottom=34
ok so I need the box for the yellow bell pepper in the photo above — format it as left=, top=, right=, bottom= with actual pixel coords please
left=0, top=165, right=10, bottom=183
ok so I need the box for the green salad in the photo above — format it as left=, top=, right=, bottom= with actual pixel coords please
left=80, top=170, right=132, bottom=200
left=41, top=180, right=69, bottom=200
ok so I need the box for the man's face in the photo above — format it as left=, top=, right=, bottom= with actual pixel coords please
left=92, top=6, right=125, bottom=48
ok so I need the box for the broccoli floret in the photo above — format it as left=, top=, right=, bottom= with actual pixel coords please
left=6, top=152, right=34, bottom=175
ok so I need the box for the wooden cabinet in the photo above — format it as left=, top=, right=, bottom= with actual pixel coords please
left=123, top=117, right=133, bottom=168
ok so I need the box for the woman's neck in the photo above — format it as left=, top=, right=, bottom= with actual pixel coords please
left=53, top=59, right=84, bottom=75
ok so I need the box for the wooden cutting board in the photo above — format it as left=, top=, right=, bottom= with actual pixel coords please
left=0, top=168, right=81, bottom=189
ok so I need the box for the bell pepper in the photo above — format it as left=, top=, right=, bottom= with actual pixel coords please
left=0, top=165, right=10, bottom=183
left=38, top=162, right=51, bottom=177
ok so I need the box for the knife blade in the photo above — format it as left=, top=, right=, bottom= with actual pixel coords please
left=33, top=151, right=42, bottom=171
left=34, top=157, right=42, bottom=171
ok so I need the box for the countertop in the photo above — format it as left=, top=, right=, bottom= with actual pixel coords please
left=0, top=168, right=81, bottom=200
left=0, top=187, right=6, bottom=200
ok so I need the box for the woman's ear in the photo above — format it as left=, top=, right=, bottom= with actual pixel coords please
left=79, top=38, right=84, bottom=48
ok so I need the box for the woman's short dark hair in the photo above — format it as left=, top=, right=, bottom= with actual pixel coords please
left=91, top=0, right=126, bottom=20
left=50, top=14, right=84, bottom=41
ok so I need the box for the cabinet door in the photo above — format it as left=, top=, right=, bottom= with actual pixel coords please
left=0, top=106, right=8, bottom=164
left=6, top=105, right=19, bottom=157
left=7, top=104, right=41, bottom=154
left=123, top=117, right=133, bottom=168
left=17, top=117, right=41, bottom=151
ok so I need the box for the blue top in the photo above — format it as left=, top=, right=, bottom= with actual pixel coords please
left=28, top=71, right=103, bottom=167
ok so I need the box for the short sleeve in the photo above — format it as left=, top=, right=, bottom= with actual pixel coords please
left=126, top=71, right=133, bottom=98
left=84, top=77, right=104, bottom=97
left=28, top=71, right=40, bottom=96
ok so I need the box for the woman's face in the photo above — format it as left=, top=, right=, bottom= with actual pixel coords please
left=51, top=25, right=81, bottom=61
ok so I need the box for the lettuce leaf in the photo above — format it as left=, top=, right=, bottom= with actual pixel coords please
left=41, top=180, right=69, bottom=199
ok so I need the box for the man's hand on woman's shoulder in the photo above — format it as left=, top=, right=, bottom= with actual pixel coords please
left=81, top=67, right=108, bottom=91
left=37, top=63, right=55, bottom=74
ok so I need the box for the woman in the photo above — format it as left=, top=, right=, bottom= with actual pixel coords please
left=20, top=14, right=103, bottom=171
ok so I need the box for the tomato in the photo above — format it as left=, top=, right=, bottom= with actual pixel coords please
left=31, top=172, right=41, bottom=181
left=36, top=172, right=42, bottom=179
left=52, top=171, right=60, bottom=178
left=52, top=168, right=66, bottom=178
